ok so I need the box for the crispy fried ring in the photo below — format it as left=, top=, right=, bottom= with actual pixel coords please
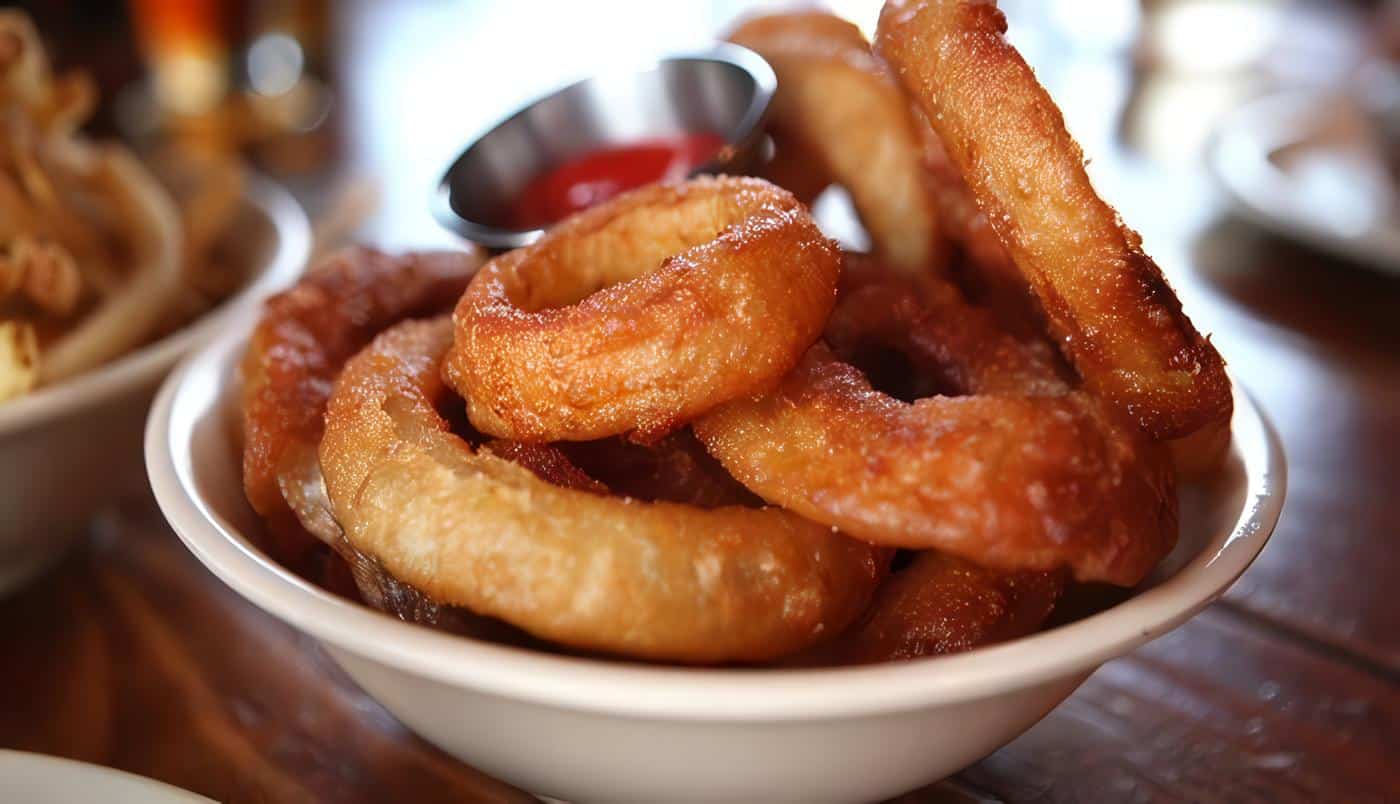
left=320, top=317, right=885, bottom=663
left=874, top=0, right=1231, bottom=440
left=696, top=266, right=1176, bottom=586
left=446, top=175, right=841, bottom=443
left=795, top=553, right=1064, bottom=665
left=240, top=247, right=484, bottom=563
left=729, top=11, right=945, bottom=278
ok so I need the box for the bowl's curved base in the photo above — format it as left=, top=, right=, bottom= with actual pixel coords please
left=328, top=644, right=1092, bottom=804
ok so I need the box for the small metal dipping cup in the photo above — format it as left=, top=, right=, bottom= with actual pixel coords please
left=432, top=44, right=775, bottom=250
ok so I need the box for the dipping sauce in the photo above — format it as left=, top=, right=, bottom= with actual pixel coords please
left=509, top=132, right=726, bottom=229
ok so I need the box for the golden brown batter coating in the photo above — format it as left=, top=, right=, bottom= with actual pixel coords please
left=796, top=552, right=1064, bottom=665
left=697, top=265, right=1177, bottom=586
left=240, top=247, right=483, bottom=563
left=447, top=176, right=840, bottom=443
left=320, top=318, right=886, bottom=663
left=875, top=0, right=1231, bottom=440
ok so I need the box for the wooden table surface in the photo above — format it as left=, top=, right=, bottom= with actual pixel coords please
left=2, top=2, right=1398, bottom=802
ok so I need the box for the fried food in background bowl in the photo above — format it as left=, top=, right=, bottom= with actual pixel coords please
left=0, top=12, right=310, bottom=594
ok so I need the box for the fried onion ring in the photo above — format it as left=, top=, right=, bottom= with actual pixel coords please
left=240, top=246, right=484, bottom=563
left=320, top=317, right=885, bottom=663
left=696, top=265, right=1176, bottom=586
left=446, top=176, right=840, bottom=443
left=874, top=0, right=1231, bottom=440
left=795, top=553, right=1064, bottom=665
left=728, top=11, right=945, bottom=278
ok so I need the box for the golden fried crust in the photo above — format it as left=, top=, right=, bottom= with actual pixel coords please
left=320, top=318, right=886, bottom=663
left=795, top=553, right=1064, bottom=665
left=447, top=176, right=840, bottom=443
left=756, top=126, right=830, bottom=206
left=874, top=0, right=1231, bottom=440
left=729, top=11, right=945, bottom=278
left=240, top=247, right=483, bottom=561
left=697, top=348, right=1175, bottom=585
left=697, top=262, right=1177, bottom=586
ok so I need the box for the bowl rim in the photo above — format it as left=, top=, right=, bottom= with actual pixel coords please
left=430, top=43, right=777, bottom=249
left=147, top=324, right=1285, bottom=722
left=0, top=175, right=310, bottom=437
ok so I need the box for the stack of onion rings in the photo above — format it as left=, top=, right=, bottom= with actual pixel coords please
left=239, top=0, right=1232, bottom=668
left=696, top=260, right=1177, bottom=586
left=319, top=317, right=885, bottom=663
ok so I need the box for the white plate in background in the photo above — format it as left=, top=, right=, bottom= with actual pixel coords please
left=1209, top=88, right=1400, bottom=274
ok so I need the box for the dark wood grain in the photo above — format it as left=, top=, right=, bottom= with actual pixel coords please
left=0, top=505, right=535, bottom=804
left=953, top=606, right=1400, bottom=803
left=1191, top=221, right=1400, bottom=669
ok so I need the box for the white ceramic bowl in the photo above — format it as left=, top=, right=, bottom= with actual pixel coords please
left=147, top=325, right=1284, bottom=804
left=0, top=177, right=308, bottom=595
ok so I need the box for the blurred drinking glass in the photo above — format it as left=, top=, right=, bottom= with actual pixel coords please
left=126, top=0, right=334, bottom=173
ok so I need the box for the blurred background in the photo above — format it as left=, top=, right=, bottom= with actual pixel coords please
left=13, top=0, right=1391, bottom=244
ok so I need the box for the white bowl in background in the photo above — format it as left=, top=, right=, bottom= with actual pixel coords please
left=0, top=177, right=309, bottom=595
left=0, top=751, right=212, bottom=804
left=147, top=323, right=1284, bottom=804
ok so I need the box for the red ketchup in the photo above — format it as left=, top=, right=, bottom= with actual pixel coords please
left=509, top=132, right=726, bottom=229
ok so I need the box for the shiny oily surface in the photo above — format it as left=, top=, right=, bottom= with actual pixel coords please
left=240, top=247, right=483, bottom=565
left=874, top=0, right=1232, bottom=441
left=319, top=318, right=884, bottom=664
left=728, top=10, right=944, bottom=278
left=447, top=176, right=840, bottom=442
left=792, top=552, right=1065, bottom=666
left=698, top=347, right=1175, bottom=585
left=697, top=266, right=1177, bottom=586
